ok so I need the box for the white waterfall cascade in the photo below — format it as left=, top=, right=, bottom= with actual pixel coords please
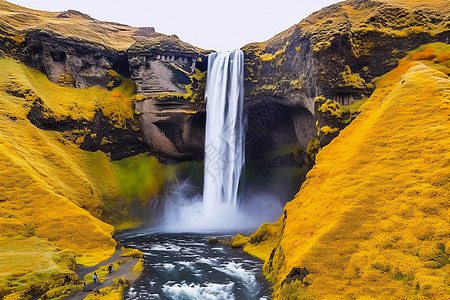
left=159, top=50, right=283, bottom=232
left=203, top=50, right=245, bottom=211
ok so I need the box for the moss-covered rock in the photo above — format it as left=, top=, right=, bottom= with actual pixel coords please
left=315, top=95, right=367, bottom=146
left=232, top=234, right=250, bottom=248
left=84, top=286, right=124, bottom=300
left=243, top=0, right=450, bottom=157
left=52, top=250, right=77, bottom=271
left=244, top=0, right=450, bottom=109
left=120, top=247, right=144, bottom=258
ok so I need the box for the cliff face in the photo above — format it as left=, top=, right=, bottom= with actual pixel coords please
left=240, top=0, right=450, bottom=203
left=243, top=0, right=450, bottom=151
left=0, top=0, right=210, bottom=161
left=22, top=28, right=210, bottom=160
left=3, top=0, right=448, bottom=164
left=129, top=35, right=210, bottom=160
left=239, top=43, right=450, bottom=299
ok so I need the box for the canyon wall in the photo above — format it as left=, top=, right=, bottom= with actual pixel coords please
left=0, top=0, right=449, bottom=298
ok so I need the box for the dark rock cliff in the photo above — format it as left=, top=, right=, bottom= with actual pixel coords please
left=25, top=29, right=131, bottom=89
left=128, top=34, right=210, bottom=160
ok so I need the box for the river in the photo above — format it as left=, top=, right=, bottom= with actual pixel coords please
left=118, top=232, right=271, bottom=300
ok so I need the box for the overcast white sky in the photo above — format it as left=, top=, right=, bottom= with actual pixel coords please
left=9, top=0, right=340, bottom=51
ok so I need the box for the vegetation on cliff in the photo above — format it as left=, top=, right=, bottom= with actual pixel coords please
left=0, top=57, right=165, bottom=298
left=241, top=0, right=450, bottom=182
left=253, top=0, right=450, bottom=60
left=0, top=0, right=153, bottom=51
left=0, top=0, right=448, bottom=299
left=238, top=43, right=450, bottom=299
left=243, top=0, right=450, bottom=118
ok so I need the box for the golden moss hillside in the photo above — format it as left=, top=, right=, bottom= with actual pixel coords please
left=241, top=43, right=450, bottom=299
left=0, top=0, right=208, bottom=54
left=0, top=57, right=166, bottom=298
left=0, top=0, right=142, bottom=51
left=256, top=0, right=450, bottom=53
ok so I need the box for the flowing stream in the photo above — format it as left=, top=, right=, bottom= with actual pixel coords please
left=120, top=232, right=271, bottom=300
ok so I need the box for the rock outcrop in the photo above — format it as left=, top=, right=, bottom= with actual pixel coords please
left=135, top=96, right=206, bottom=160
left=128, top=33, right=208, bottom=95
left=243, top=0, right=450, bottom=150
left=25, top=29, right=130, bottom=89
left=0, top=0, right=211, bottom=161
left=128, top=34, right=210, bottom=160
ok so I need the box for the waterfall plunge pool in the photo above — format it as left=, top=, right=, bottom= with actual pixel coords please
left=118, top=232, right=271, bottom=300
left=121, top=50, right=271, bottom=299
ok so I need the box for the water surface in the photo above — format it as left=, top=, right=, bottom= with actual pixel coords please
left=119, top=233, right=271, bottom=300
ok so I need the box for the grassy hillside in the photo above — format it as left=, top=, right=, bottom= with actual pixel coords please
left=240, top=43, right=450, bottom=299
left=260, top=0, right=450, bottom=51
left=0, top=0, right=207, bottom=54
left=0, top=0, right=142, bottom=51
left=0, top=57, right=165, bottom=298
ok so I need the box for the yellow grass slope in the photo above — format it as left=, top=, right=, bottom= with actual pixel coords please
left=0, top=0, right=141, bottom=50
left=0, top=99, right=115, bottom=298
left=0, top=0, right=207, bottom=54
left=0, top=57, right=164, bottom=297
left=243, top=43, right=450, bottom=299
left=250, top=0, right=450, bottom=56
left=0, top=58, right=118, bottom=264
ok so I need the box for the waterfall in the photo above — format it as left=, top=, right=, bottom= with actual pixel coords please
left=159, top=50, right=282, bottom=232
left=203, top=50, right=245, bottom=211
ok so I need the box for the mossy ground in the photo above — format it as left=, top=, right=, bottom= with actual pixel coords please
left=84, top=261, right=125, bottom=284
left=0, top=237, right=79, bottom=299
left=0, top=57, right=164, bottom=298
left=132, top=259, right=145, bottom=275
left=83, top=286, right=124, bottom=300
left=243, top=43, right=450, bottom=299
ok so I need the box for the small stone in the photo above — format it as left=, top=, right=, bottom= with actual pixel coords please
left=208, top=238, right=218, bottom=245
